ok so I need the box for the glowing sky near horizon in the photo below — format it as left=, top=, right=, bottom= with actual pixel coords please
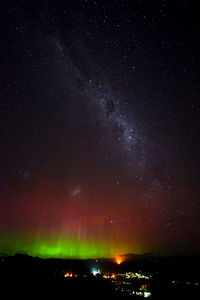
left=0, top=0, right=199, bottom=259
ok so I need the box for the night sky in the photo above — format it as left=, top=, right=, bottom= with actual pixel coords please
left=0, top=0, right=200, bottom=259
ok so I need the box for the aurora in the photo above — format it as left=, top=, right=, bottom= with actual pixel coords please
left=0, top=234, right=142, bottom=259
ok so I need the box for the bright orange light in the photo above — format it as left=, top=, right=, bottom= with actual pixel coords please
left=64, top=272, right=73, bottom=277
left=115, top=256, right=124, bottom=265
left=103, top=273, right=116, bottom=279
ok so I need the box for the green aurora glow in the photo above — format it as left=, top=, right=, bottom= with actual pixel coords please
left=0, top=234, right=140, bottom=259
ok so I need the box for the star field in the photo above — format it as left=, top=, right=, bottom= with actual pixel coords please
left=0, top=0, right=199, bottom=258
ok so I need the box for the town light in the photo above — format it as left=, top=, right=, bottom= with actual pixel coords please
left=115, top=256, right=124, bottom=265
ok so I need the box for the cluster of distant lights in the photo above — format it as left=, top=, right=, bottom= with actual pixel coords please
left=133, top=291, right=151, bottom=298
left=121, top=272, right=151, bottom=280
left=64, top=272, right=73, bottom=278
left=64, top=257, right=152, bottom=298
left=103, top=272, right=151, bottom=280
left=103, top=272, right=152, bottom=298
left=64, top=270, right=152, bottom=298
left=64, top=272, right=88, bottom=278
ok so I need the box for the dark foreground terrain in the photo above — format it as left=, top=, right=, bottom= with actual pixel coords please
left=0, top=254, right=199, bottom=299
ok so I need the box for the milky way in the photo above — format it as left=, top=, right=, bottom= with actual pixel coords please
left=51, top=32, right=148, bottom=176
